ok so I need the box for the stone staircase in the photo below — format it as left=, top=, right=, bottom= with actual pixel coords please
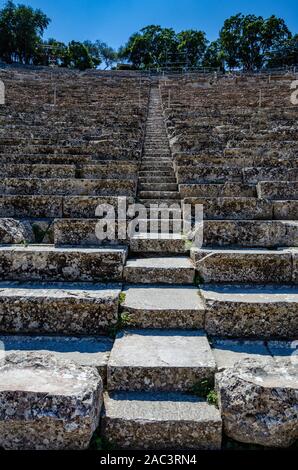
left=0, top=69, right=297, bottom=450
left=138, top=87, right=180, bottom=204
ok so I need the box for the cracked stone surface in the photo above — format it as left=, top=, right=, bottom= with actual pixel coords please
left=216, top=359, right=298, bottom=447
left=0, top=352, right=103, bottom=450
left=191, top=248, right=293, bottom=283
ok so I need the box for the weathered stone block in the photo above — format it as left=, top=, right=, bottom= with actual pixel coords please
left=122, top=284, right=205, bottom=329
left=211, top=339, right=273, bottom=370
left=273, top=200, right=298, bottom=220
left=0, top=335, right=113, bottom=382
left=180, top=183, right=256, bottom=198
left=0, top=245, right=127, bottom=282
left=0, top=282, right=121, bottom=334
left=107, top=330, right=216, bottom=392
left=0, top=219, right=33, bottom=244
left=202, top=284, right=298, bottom=338
left=0, top=352, right=103, bottom=450
left=0, top=195, right=63, bottom=218
left=257, top=181, right=298, bottom=200
left=124, top=256, right=195, bottom=284
left=216, top=359, right=298, bottom=447
left=184, top=197, right=273, bottom=220
left=203, top=220, right=298, bottom=248
left=130, top=233, right=187, bottom=254
left=102, top=391, right=222, bottom=450
left=191, top=248, right=293, bottom=284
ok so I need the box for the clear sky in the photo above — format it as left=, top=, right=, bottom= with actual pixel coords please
left=2, top=0, right=298, bottom=49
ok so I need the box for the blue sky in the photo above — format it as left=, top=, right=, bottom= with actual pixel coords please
left=2, top=0, right=298, bottom=49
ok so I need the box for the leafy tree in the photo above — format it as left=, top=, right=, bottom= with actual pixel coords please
left=0, top=1, right=50, bottom=64
left=96, top=41, right=117, bottom=69
left=267, top=34, right=298, bottom=67
left=83, top=40, right=102, bottom=67
left=67, top=41, right=94, bottom=70
left=202, top=40, right=224, bottom=69
left=0, top=0, right=15, bottom=63
left=33, top=38, right=69, bottom=66
left=122, top=25, right=178, bottom=69
left=13, top=3, right=49, bottom=64
left=177, top=29, right=207, bottom=67
left=219, top=13, right=291, bottom=70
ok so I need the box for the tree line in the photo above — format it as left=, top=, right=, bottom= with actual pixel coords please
left=0, top=1, right=297, bottom=71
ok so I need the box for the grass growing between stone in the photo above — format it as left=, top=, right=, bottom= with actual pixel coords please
left=89, top=430, right=116, bottom=451
left=191, top=379, right=219, bottom=407
left=108, top=312, right=132, bottom=338
left=118, top=292, right=126, bottom=305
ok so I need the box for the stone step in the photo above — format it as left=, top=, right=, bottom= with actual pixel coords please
left=0, top=351, right=103, bottom=450
left=136, top=218, right=184, bottom=233
left=177, top=166, right=242, bottom=184
left=174, top=153, right=296, bottom=169
left=143, top=152, right=170, bottom=158
left=101, top=391, right=222, bottom=450
left=184, top=197, right=298, bottom=221
left=0, top=164, right=76, bottom=179
left=0, top=334, right=113, bottom=382
left=53, top=218, right=179, bottom=246
left=138, top=199, right=182, bottom=208
left=122, top=284, right=205, bottom=328
left=0, top=282, right=121, bottom=335
left=210, top=338, right=275, bottom=371
left=144, top=139, right=169, bottom=144
left=200, top=284, right=298, bottom=339
left=107, top=330, right=216, bottom=391
left=141, top=167, right=173, bottom=174
left=139, top=177, right=177, bottom=184
left=63, top=196, right=135, bottom=219
left=124, top=256, right=194, bottom=284
left=0, top=154, right=92, bottom=165
left=1, top=194, right=129, bottom=221
left=53, top=219, right=125, bottom=246
left=180, top=183, right=256, bottom=198
left=142, top=155, right=171, bottom=160
left=203, top=220, right=298, bottom=248
left=144, top=144, right=169, bottom=149
left=191, top=247, right=296, bottom=284
left=76, top=164, right=138, bottom=180
left=130, top=233, right=188, bottom=254
left=142, top=157, right=172, bottom=162
left=243, top=167, right=298, bottom=184
left=139, top=171, right=175, bottom=177
left=0, top=245, right=127, bottom=281
left=184, top=197, right=272, bottom=220
left=139, top=183, right=178, bottom=191
left=0, top=195, right=63, bottom=218
left=257, top=181, right=298, bottom=200
left=0, top=178, right=136, bottom=197
left=139, top=191, right=180, bottom=199
left=141, top=164, right=173, bottom=171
